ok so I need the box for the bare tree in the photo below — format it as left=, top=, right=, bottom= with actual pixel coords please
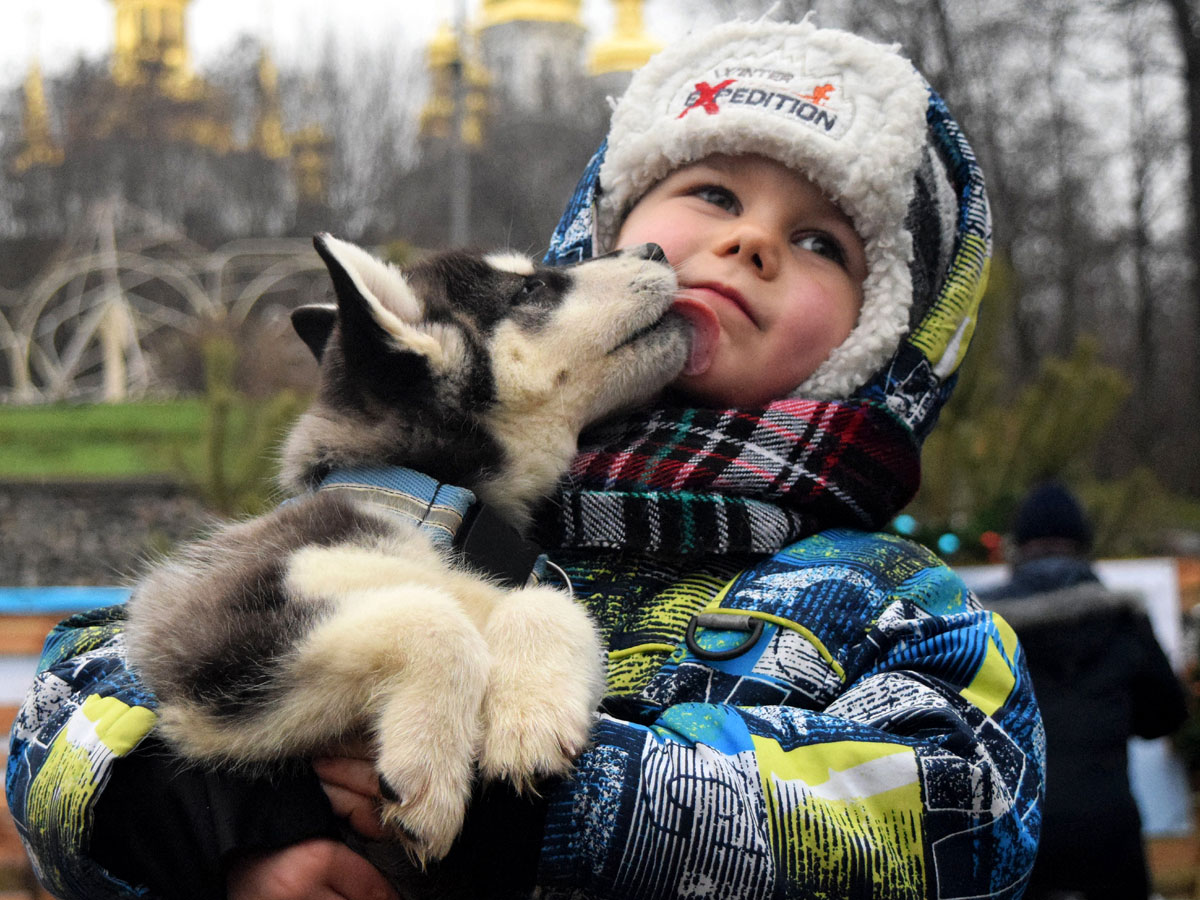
left=1160, top=0, right=1200, bottom=438
left=281, top=37, right=424, bottom=241
left=1127, top=11, right=1162, bottom=417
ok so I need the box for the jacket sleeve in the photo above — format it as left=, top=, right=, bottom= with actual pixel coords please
left=5, top=607, right=340, bottom=900
left=1129, top=611, right=1188, bottom=740
left=535, top=531, right=1045, bottom=900
left=5, top=607, right=159, bottom=900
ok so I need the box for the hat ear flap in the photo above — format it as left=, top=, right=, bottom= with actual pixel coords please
left=904, top=144, right=958, bottom=334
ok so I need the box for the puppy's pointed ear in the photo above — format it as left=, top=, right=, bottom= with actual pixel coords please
left=312, top=233, right=444, bottom=366
left=291, top=304, right=337, bottom=361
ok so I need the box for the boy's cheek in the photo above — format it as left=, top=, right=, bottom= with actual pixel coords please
left=612, top=212, right=690, bottom=267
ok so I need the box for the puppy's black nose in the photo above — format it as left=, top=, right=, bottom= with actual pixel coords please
left=634, top=243, right=667, bottom=263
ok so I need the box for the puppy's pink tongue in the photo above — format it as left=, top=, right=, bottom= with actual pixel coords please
left=670, top=294, right=720, bottom=376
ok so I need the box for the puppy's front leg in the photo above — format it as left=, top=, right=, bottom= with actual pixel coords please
left=478, top=583, right=605, bottom=792
left=299, top=586, right=490, bottom=863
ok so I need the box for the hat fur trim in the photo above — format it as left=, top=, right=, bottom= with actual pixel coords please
left=596, top=19, right=930, bottom=400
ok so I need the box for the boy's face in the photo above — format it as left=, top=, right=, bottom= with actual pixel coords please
left=614, top=154, right=867, bottom=407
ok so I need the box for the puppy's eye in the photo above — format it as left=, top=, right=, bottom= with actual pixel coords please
left=513, top=279, right=545, bottom=302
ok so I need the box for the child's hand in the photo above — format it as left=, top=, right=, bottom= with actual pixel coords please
left=313, top=747, right=390, bottom=841
left=226, top=838, right=400, bottom=900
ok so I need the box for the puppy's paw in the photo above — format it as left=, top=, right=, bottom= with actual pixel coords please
left=479, top=584, right=605, bottom=792
left=376, top=763, right=471, bottom=864
left=374, top=700, right=481, bottom=864
left=478, top=681, right=595, bottom=793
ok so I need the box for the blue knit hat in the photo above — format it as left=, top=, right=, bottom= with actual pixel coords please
left=1013, top=481, right=1093, bottom=550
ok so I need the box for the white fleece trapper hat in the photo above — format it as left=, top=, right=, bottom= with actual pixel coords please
left=594, top=18, right=958, bottom=401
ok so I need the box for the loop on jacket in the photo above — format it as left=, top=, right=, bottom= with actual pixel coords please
left=685, top=611, right=765, bottom=661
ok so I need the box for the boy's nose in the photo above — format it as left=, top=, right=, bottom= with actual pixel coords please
left=719, top=224, right=779, bottom=279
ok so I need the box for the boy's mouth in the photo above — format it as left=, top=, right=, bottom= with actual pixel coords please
left=670, top=292, right=720, bottom=375
left=683, top=282, right=755, bottom=325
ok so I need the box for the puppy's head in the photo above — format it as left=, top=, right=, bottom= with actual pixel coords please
left=281, top=235, right=689, bottom=520
left=478, top=243, right=690, bottom=426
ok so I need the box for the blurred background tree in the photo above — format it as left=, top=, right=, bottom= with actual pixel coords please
left=174, top=330, right=307, bottom=516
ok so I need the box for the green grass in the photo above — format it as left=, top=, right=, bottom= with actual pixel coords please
left=0, top=401, right=210, bottom=479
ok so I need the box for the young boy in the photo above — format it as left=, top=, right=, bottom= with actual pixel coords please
left=7, top=18, right=1042, bottom=900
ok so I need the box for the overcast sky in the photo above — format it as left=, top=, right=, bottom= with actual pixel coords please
left=0, top=1, right=690, bottom=85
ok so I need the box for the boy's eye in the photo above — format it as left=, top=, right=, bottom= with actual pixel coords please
left=692, top=185, right=739, bottom=213
left=794, top=233, right=847, bottom=268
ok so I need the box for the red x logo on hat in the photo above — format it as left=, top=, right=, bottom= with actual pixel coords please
left=678, top=79, right=736, bottom=118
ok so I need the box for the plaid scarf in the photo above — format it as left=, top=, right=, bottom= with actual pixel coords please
left=535, top=398, right=921, bottom=557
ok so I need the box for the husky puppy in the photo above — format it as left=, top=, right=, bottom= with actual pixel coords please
left=124, top=234, right=689, bottom=862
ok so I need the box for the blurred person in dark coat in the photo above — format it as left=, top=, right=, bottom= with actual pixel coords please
left=979, top=481, right=1187, bottom=900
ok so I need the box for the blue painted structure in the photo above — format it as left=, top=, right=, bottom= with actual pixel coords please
left=0, top=587, right=131, bottom=615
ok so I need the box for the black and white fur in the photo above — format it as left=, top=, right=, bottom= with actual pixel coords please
left=124, top=234, right=689, bottom=862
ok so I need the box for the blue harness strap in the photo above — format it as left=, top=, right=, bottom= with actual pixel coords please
left=317, top=466, right=549, bottom=587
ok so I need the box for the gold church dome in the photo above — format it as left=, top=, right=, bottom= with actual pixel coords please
left=479, top=0, right=583, bottom=27
left=12, top=60, right=65, bottom=174
left=589, top=0, right=661, bottom=75
left=110, top=0, right=195, bottom=95
left=427, top=21, right=459, bottom=68
left=421, top=22, right=491, bottom=147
